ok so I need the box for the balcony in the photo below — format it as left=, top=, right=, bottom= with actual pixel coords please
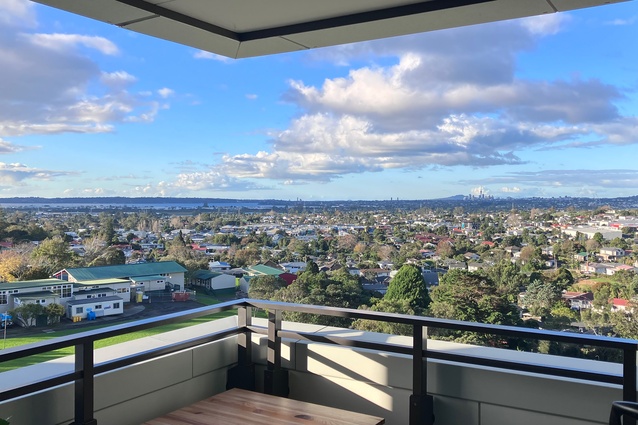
left=0, top=299, right=636, bottom=425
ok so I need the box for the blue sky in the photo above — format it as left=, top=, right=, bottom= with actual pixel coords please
left=1, top=0, right=637, bottom=200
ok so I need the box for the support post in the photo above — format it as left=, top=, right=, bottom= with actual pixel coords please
left=227, top=306, right=255, bottom=390
left=264, top=309, right=288, bottom=397
left=70, top=341, right=97, bottom=425
left=410, top=325, right=434, bottom=425
left=623, top=347, right=637, bottom=425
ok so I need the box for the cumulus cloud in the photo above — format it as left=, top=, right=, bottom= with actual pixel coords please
left=0, top=3, right=169, bottom=138
left=181, top=14, right=634, bottom=188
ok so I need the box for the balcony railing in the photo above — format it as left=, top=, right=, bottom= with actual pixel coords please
left=1, top=298, right=637, bottom=425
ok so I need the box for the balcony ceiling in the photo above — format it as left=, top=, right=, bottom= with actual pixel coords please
left=33, top=0, right=628, bottom=58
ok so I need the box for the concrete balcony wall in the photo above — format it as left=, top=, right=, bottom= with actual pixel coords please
left=250, top=320, right=624, bottom=425
left=0, top=316, right=627, bottom=425
left=0, top=317, right=239, bottom=425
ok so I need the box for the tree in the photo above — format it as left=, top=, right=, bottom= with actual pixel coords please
left=274, top=269, right=371, bottom=327
left=429, top=269, right=520, bottom=345
left=523, top=279, right=561, bottom=318
left=482, top=260, right=526, bottom=302
left=248, top=275, right=287, bottom=300
left=45, top=303, right=65, bottom=324
left=89, top=246, right=126, bottom=267
left=435, top=240, right=454, bottom=259
left=384, top=264, right=430, bottom=314
left=31, top=237, right=77, bottom=274
left=0, top=250, right=24, bottom=281
left=585, top=238, right=600, bottom=253
left=547, top=267, right=574, bottom=291
left=305, top=260, right=319, bottom=275
left=12, top=303, right=45, bottom=328
left=352, top=298, right=415, bottom=336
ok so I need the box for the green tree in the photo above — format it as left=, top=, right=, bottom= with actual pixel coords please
left=482, top=260, right=526, bottom=302
left=45, top=303, right=65, bottom=324
left=274, top=269, right=370, bottom=327
left=248, top=275, right=287, bottom=300
left=384, top=264, right=430, bottom=314
left=13, top=303, right=45, bottom=328
left=89, top=246, right=126, bottom=267
left=352, top=298, right=415, bottom=336
left=429, top=269, right=520, bottom=345
left=523, top=279, right=561, bottom=318
left=31, top=237, right=78, bottom=274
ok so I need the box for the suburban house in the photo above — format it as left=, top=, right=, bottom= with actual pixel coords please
left=208, top=261, right=231, bottom=272
left=610, top=264, right=638, bottom=275
left=279, top=261, right=307, bottom=273
left=580, top=262, right=615, bottom=275
left=562, top=291, right=594, bottom=311
left=599, top=247, right=626, bottom=261
left=611, top=298, right=632, bottom=313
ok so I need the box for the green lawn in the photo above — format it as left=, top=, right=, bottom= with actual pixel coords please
left=0, top=293, right=237, bottom=372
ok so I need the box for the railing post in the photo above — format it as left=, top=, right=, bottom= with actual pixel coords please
left=623, top=347, right=637, bottom=425
left=70, top=341, right=97, bottom=425
left=264, top=309, right=289, bottom=397
left=410, top=325, right=434, bottom=425
left=227, top=306, right=255, bottom=390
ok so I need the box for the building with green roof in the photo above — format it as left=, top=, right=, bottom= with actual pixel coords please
left=55, top=261, right=187, bottom=291
left=245, top=264, right=284, bottom=277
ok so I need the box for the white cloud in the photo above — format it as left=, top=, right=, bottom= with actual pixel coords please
left=28, top=33, right=119, bottom=55
left=0, top=138, right=34, bottom=154
left=206, top=16, right=630, bottom=184
left=500, top=186, right=521, bottom=193
left=520, top=14, right=567, bottom=35
left=0, top=0, right=36, bottom=28
left=0, top=162, right=77, bottom=184
left=158, top=88, right=174, bottom=98
left=101, top=71, right=137, bottom=87
left=471, top=186, right=489, bottom=196
left=0, top=5, right=170, bottom=138
left=606, top=16, right=637, bottom=26
left=246, top=94, right=258, bottom=100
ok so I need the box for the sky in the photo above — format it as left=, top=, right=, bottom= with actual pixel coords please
left=0, top=0, right=637, bottom=201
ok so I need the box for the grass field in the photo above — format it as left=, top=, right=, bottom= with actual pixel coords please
left=0, top=292, right=237, bottom=372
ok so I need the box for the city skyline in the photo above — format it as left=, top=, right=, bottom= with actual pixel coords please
left=0, top=1, right=637, bottom=200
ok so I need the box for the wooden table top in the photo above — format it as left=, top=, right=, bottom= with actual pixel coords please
left=144, top=388, right=385, bottom=425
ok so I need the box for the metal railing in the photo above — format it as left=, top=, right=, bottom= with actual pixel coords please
left=0, top=298, right=637, bottom=425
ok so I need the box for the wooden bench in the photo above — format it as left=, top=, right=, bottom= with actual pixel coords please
left=144, top=387, right=385, bottom=424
